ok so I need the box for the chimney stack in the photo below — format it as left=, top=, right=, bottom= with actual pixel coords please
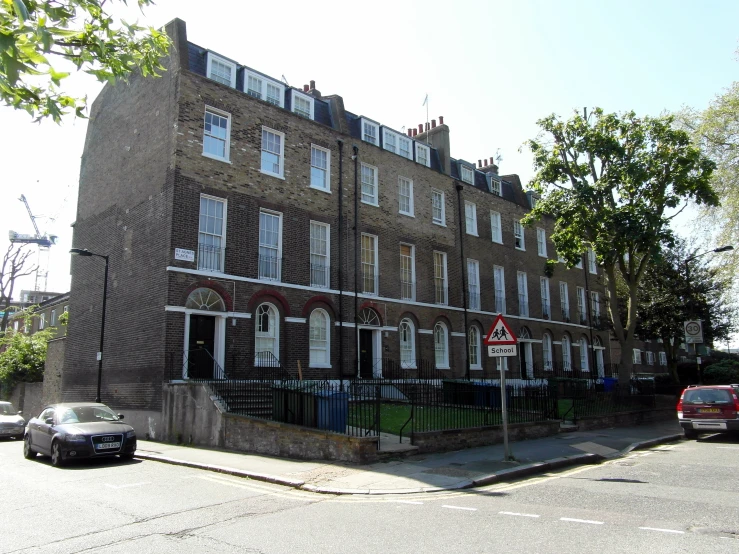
left=415, top=116, right=451, bottom=175
left=439, top=115, right=444, bottom=125
left=309, top=80, right=315, bottom=89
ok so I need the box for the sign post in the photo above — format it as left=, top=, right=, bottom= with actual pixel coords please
left=484, top=314, right=518, bottom=462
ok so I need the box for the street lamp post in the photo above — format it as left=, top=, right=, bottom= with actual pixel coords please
left=70, top=248, right=109, bottom=403
left=683, top=245, right=733, bottom=384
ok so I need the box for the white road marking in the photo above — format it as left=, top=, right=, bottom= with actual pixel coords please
left=442, top=505, right=477, bottom=511
left=499, top=511, right=540, bottom=518
left=638, top=527, right=685, bottom=534
left=716, top=446, right=739, bottom=450
left=104, top=482, right=151, bottom=490
left=395, top=500, right=423, bottom=505
left=560, top=517, right=604, bottom=525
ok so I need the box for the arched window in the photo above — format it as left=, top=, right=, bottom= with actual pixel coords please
left=357, top=307, right=381, bottom=326
left=309, top=309, right=330, bottom=367
left=255, top=303, right=279, bottom=365
left=469, top=326, right=481, bottom=369
left=399, top=319, right=416, bottom=368
left=580, top=336, right=589, bottom=372
left=562, top=333, right=571, bottom=371
left=594, top=336, right=605, bottom=376
left=185, top=288, right=225, bottom=311
left=434, top=322, right=449, bottom=369
left=542, top=333, right=553, bottom=370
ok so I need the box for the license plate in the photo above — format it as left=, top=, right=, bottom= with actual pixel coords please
left=699, top=408, right=721, bottom=413
left=96, top=442, right=121, bottom=450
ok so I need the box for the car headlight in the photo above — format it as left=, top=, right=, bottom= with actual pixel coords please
left=126, top=430, right=136, bottom=439
left=65, top=434, right=87, bottom=443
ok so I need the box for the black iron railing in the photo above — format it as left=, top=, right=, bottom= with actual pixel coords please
left=258, top=255, right=281, bottom=281
left=198, top=243, right=224, bottom=272
left=310, top=262, right=330, bottom=288
left=400, top=279, right=415, bottom=301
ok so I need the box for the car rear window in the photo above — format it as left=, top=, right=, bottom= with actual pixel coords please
left=683, top=389, right=732, bottom=404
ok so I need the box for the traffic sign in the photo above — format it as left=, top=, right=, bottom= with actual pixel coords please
left=484, top=314, right=517, bottom=345
left=487, top=345, right=517, bottom=357
left=684, top=320, right=703, bottom=344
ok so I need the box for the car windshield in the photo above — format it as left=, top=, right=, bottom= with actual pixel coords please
left=0, top=404, right=18, bottom=415
left=57, top=406, right=120, bottom=424
left=683, top=389, right=732, bottom=404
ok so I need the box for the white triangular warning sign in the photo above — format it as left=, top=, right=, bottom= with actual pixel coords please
left=483, top=314, right=517, bottom=345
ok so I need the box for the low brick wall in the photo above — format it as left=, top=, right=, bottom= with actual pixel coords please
left=576, top=407, right=675, bottom=431
left=162, top=382, right=379, bottom=463
left=9, top=382, right=45, bottom=420
left=412, top=420, right=562, bottom=454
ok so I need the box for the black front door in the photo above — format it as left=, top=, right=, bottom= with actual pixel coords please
left=359, top=329, right=374, bottom=378
left=188, top=315, right=216, bottom=379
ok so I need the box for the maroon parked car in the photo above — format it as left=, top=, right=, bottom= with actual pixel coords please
left=677, top=385, right=739, bottom=439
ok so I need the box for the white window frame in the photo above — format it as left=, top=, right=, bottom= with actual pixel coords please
left=261, top=127, right=285, bottom=179
left=464, top=201, right=478, bottom=236
left=244, top=70, right=285, bottom=107
left=575, top=254, right=583, bottom=269
left=198, top=194, right=227, bottom=272
left=514, top=220, right=525, bottom=250
left=434, top=322, right=450, bottom=369
left=399, top=243, right=416, bottom=301
left=434, top=251, right=448, bottom=305
left=469, top=326, right=482, bottom=369
left=50, top=309, right=56, bottom=326
left=490, top=211, right=502, bottom=244
left=659, top=351, right=667, bottom=366
left=255, top=302, right=279, bottom=364
left=461, top=165, right=474, bottom=184
left=467, top=259, right=480, bottom=311
left=540, top=277, right=551, bottom=319
left=360, top=163, right=379, bottom=206
left=490, top=177, right=501, bottom=196
left=361, top=233, right=379, bottom=295
left=580, top=337, right=589, bottom=371
left=537, top=228, right=547, bottom=257
left=588, top=247, right=597, bottom=274
left=646, top=351, right=655, bottom=366
left=590, top=291, right=601, bottom=319
left=399, top=318, right=416, bottom=368
left=291, top=89, right=314, bottom=119
left=202, top=107, right=231, bottom=162
left=258, top=209, right=283, bottom=281
left=517, top=271, right=529, bottom=317
left=309, top=221, right=330, bottom=288
left=309, top=309, right=331, bottom=368
left=382, top=128, right=412, bottom=160
left=361, top=118, right=379, bottom=145
left=431, top=189, right=445, bottom=226
left=310, top=144, right=331, bottom=192
left=494, top=265, right=506, bottom=314
left=542, top=333, right=553, bottom=370
left=398, top=135, right=412, bottom=160
left=398, top=177, right=414, bottom=216
left=39, top=313, right=45, bottom=330
left=576, top=286, right=586, bottom=323
left=206, top=53, right=236, bottom=88
left=559, top=281, right=570, bottom=321
left=632, top=348, right=642, bottom=365
left=415, top=143, right=430, bottom=167
left=562, top=334, right=572, bottom=370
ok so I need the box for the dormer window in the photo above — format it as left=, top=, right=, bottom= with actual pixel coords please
left=244, top=70, right=284, bottom=107
left=361, top=118, right=379, bottom=145
left=399, top=136, right=411, bottom=159
left=461, top=165, right=474, bottom=185
left=207, top=53, right=237, bottom=88
left=384, top=129, right=397, bottom=153
left=382, top=128, right=412, bottom=160
left=415, top=143, right=430, bottom=167
left=490, top=178, right=501, bottom=196
left=291, top=90, right=314, bottom=119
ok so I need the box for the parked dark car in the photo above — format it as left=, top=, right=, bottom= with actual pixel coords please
left=0, top=401, right=25, bottom=440
left=677, top=385, right=739, bottom=439
left=23, top=402, right=136, bottom=466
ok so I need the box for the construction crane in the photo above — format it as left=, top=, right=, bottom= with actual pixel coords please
left=8, top=194, right=57, bottom=291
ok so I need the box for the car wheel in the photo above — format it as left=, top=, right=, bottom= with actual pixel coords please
left=50, top=440, right=64, bottom=467
left=120, top=453, right=135, bottom=461
left=23, top=434, right=37, bottom=459
left=684, top=428, right=698, bottom=440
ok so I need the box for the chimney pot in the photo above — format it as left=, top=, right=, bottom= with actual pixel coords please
left=439, top=116, right=444, bottom=125
left=485, top=158, right=489, bottom=166
left=418, top=124, right=423, bottom=133
left=407, top=129, right=413, bottom=136
left=309, top=80, right=315, bottom=89
left=478, top=159, right=482, bottom=168
left=412, top=129, right=418, bottom=137
left=303, top=84, right=309, bottom=92
left=431, top=119, right=436, bottom=128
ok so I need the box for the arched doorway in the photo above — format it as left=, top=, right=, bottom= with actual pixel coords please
left=357, top=307, right=381, bottom=378
left=184, top=288, right=226, bottom=379
left=518, top=327, right=534, bottom=379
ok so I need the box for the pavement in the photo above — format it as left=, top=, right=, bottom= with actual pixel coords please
left=133, top=420, right=684, bottom=495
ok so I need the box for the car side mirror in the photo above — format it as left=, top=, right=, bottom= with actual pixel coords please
left=117, top=414, right=124, bottom=420
left=44, top=417, right=54, bottom=425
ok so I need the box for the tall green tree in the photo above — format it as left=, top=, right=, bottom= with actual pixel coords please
left=679, top=77, right=739, bottom=285
left=524, top=108, right=718, bottom=385
left=0, top=308, right=54, bottom=394
left=637, top=239, right=736, bottom=383
left=0, top=0, right=170, bottom=122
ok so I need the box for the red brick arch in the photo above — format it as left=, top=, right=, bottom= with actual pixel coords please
left=247, top=289, right=291, bottom=317
left=182, top=280, right=233, bottom=311
left=301, top=296, right=336, bottom=318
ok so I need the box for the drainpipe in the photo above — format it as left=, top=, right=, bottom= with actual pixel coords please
left=353, top=145, right=360, bottom=379
left=337, top=139, right=344, bottom=389
left=455, top=183, right=471, bottom=381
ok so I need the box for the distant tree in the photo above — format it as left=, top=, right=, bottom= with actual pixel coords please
left=0, top=308, right=54, bottom=392
left=637, top=239, right=736, bottom=383
left=0, top=0, right=170, bottom=122
left=678, top=77, right=739, bottom=287
left=524, top=108, right=718, bottom=385
left=0, top=243, right=36, bottom=334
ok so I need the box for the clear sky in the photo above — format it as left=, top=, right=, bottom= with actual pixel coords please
left=1, top=0, right=737, bottom=344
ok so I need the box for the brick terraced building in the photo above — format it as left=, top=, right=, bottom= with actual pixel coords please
left=64, top=19, right=616, bottom=431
